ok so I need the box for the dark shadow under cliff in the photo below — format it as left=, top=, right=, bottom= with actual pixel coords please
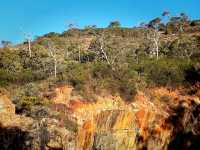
left=0, top=123, right=32, bottom=150
left=167, top=100, right=200, bottom=150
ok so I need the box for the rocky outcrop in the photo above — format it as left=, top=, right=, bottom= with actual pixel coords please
left=0, top=86, right=199, bottom=150
left=71, top=93, right=172, bottom=150
left=0, top=92, right=15, bottom=114
left=0, top=90, right=34, bottom=150
left=67, top=87, right=199, bottom=150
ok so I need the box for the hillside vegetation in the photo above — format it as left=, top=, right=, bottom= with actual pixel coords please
left=0, top=12, right=200, bottom=108
left=0, top=13, right=200, bottom=107
left=0, top=13, right=200, bottom=150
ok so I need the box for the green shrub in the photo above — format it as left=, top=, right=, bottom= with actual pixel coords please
left=0, top=69, right=18, bottom=86
left=63, top=62, right=91, bottom=91
left=91, top=62, right=138, bottom=101
left=140, top=58, right=190, bottom=86
left=20, top=96, right=43, bottom=110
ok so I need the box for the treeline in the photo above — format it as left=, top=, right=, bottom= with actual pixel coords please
left=0, top=12, right=200, bottom=101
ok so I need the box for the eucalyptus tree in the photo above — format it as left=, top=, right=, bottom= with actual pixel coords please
left=168, top=13, right=189, bottom=33
left=147, top=17, right=161, bottom=60
left=1, top=40, right=12, bottom=48
left=108, top=21, right=121, bottom=28
left=22, top=32, right=33, bottom=57
left=44, top=41, right=58, bottom=78
left=89, top=31, right=129, bottom=71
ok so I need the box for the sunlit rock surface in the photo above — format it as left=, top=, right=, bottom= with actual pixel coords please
left=0, top=92, right=15, bottom=114
left=0, top=86, right=199, bottom=150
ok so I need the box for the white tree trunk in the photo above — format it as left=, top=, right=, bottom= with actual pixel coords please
left=28, top=39, right=31, bottom=57
left=66, top=49, right=69, bottom=59
left=49, top=48, right=57, bottom=78
left=54, top=58, right=57, bottom=78
left=148, top=29, right=160, bottom=60
left=153, top=38, right=159, bottom=60
left=78, top=49, right=81, bottom=62
left=99, top=40, right=112, bottom=66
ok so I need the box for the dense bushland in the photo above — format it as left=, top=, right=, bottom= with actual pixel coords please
left=0, top=14, right=200, bottom=111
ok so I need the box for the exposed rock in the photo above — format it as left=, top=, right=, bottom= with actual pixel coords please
left=53, top=86, right=73, bottom=104
left=0, top=93, right=15, bottom=114
left=0, top=86, right=199, bottom=150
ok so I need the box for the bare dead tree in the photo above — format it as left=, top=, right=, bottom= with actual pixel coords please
left=45, top=42, right=58, bottom=78
left=146, top=17, right=162, bottom=60
left=78, top=46, right=81, bottom=62
left=91, top=33, right=128, bottom=71
left=22, top=32, right=32, bottom=57
left=49, top=48, right=57, bottom=78
left=98, top=34, right=112, bottom=66
left=146, top=29, right=160, bottom=60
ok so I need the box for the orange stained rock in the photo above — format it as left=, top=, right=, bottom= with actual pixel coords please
left=196, top=90, right=200, bottom=98
left=69, top=100, right=88, bottom=110
left=77, top=122, right=94, bottom=150
left=53, top=86, right=73, bottom=104
left=113, top=111, right=134, bottom=130
left=82, top=120, right=93, bottom=131
left=0, top=94, right=15, bottom=114
left=135, top=109, right=146, bottom=128
left=153, top=126, right=162, bottom=134
left=135, top=94, right=146, bottom=102
left=151, top=87, right=180, bottom=99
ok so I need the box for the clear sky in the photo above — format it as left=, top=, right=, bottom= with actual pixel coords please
left=0, top=0, right=200, bottom=44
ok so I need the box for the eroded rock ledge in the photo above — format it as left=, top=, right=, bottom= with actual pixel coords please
left=0, top=86, right=199, bottom=150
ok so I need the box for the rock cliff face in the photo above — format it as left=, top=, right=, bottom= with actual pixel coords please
left=0, top=86, right=200, bottom=150
left=72, top=94, right=172, bottom=150
left=0, top=92, right=15, bottom=114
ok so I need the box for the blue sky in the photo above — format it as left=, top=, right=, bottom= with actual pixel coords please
left=0, top=0, right=200, bottom=44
